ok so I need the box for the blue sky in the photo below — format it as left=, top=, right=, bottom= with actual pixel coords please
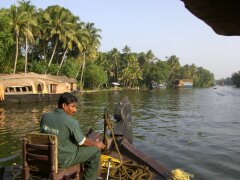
left=2, top=0, right=240, bottom=79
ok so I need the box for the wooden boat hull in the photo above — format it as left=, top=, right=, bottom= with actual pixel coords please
left=88, top=132, right=170, bottom=180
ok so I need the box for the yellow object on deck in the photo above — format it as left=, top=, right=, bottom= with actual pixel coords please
left=100, top=154, right=153, bottom=180
left=169, top=169, right=194, bottom=180
left=100, top=154, right=120, bottom=173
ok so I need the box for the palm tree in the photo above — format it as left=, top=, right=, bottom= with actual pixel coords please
left=120, top=54, right=142, bottom=87
left=36, top=9, right=50, bottom=62
left=122, top=45, right=131, bottom=55
left=166, top=55, right=181, bottom=86
left=76, top=22, right=101, bottom=87
left=96, top=52, right=114, bottom=86
left=57, top=30, right=81, bottom=75
left=146, top=50, right=155, bottom=63
left=8, top=5, right=29, bottom=73
left=110, top=48, right=120, bottom=82
left=18, top=1, right=37, bottom=73
left=43, top=6, right=75, bottom=74
left=74, top=22, right=89, bottom=80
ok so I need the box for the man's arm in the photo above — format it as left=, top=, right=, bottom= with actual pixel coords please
left=82, top=138, right=105, bottom=150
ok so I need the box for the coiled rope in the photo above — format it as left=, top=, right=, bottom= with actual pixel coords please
left=102, top=109, right=152, bottom=180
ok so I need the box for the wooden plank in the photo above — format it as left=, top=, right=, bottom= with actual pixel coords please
left=27, top=153, right=48, bottom=161
left=26, top=143, right=48, bottom=151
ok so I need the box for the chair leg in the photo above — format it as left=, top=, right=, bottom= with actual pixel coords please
left=0, top=167, right=5, bottom=180
left=22, top=167, right=30, bottom=180
left=49, top=173, right=57, bottom=180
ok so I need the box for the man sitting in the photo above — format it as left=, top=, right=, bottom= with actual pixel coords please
left=40, top=92, right=105, bottom=180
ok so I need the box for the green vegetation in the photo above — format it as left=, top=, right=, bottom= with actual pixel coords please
left=231, top=71, right=240, bottom=87
left=0, top=1, right=215, bottom=89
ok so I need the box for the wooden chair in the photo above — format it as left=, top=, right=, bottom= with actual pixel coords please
left=22, top=133, right=81, bottom=180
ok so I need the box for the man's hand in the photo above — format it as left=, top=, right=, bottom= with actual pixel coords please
left=95, top=140, right=106, bottom=150
left=83, top=138, right=106, bottom=149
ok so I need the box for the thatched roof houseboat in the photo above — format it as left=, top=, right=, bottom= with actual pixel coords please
left=174, top=79, right=193, bottom=88
left=0, top=72, right=78, bottom=104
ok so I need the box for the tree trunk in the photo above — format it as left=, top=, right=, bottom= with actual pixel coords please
left=43, top=41, right=47, bottom=62
left=13, top=31, right=19, bottom=74
left=75, top=63, right=81, bottom=79
left=45, top=39, right=58, bottom=74
left=79, top=53, right=86, bottom=87
left=57, top=46, right=68, bottom=75
left=24, top=36, right=28, bottom=73
left=115, top=57, right=118, bottom=82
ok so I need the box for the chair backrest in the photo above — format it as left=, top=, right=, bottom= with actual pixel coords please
left=23, top=133, right=58, bottom=177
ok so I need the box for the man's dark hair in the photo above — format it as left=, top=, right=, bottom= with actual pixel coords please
left=58, top=92, right=78, bottom=108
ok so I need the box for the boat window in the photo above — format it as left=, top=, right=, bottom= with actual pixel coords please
left=22, top=87, right=27, bottom=92
left=50, top=84, right=57, bottom=93
left=37, top=83, right=44, bottom=92
left=5, top=86, right=32, bottom=93
left=9, top=87, right=14, bottom=92
left=16, top=87, right=21, bottom=92
left=28, top=86, right=32, bottom=91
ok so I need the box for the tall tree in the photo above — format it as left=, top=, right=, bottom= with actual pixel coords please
left=122, top=45, right=131, bottom=55
left=76, top=22, right=101, bottom=88
left=43, top=5, right=75, bottom=74
left=57, top=27, right=82, bottom=75
left=120, top=54, right=142, bottom=87
left=0, top=14, right=14, bottom=73
left=18, top=0, right=37, bottom=73
left=146, top=50, right=155, bottom=63
left=231, top=71, right=240, bottom=87
left=166, top=55, right=181, bottom=86
left=96, top=52, right=114, bottom=86
left=74, top=22, right=89, bottom=80
left=110, top=48, right=120, bottom=82
left=36, top=9, right=49, bottom=62
left=8, top=5, right=29, bottom=73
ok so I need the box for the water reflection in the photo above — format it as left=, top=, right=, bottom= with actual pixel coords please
left=0, top=87, right=240, bottom=180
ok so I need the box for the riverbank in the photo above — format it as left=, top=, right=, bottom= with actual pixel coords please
left=79, top=86, right=144, bottom=93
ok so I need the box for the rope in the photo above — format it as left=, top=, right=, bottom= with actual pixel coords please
left=101, top=155, right=153, bottom=180
left=104, top=111, right=129, bottom=178
left=103, top=109, right=152, bottom=180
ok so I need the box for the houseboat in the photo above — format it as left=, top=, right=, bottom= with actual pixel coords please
left=0, top=72, right=78, bottom=104
left=174, top=79, right=193, bottom=88
left=151, top=80, right=166, bottom=89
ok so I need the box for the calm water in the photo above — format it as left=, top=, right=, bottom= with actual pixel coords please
left=0, top=86, right=240, bottom=180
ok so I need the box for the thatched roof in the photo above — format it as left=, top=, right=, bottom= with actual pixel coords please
left=0, top=79, right=33, bottom=87
left=0, top=72, right=77, bottom=84
left=181, top=0, right=240, bottom=36
left=46, top=74, right=76, bottom=83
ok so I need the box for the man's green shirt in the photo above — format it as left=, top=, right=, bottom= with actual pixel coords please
left=40, top=108, right=85, bottom=167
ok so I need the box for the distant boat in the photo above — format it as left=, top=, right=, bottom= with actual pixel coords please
left=174, top=79, right=193, bottom=88
left=112, top=82, right=120, bottom=86
left=0, top=72, right=78, bottom=104
left=152, top=82, right=166, bottom=89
